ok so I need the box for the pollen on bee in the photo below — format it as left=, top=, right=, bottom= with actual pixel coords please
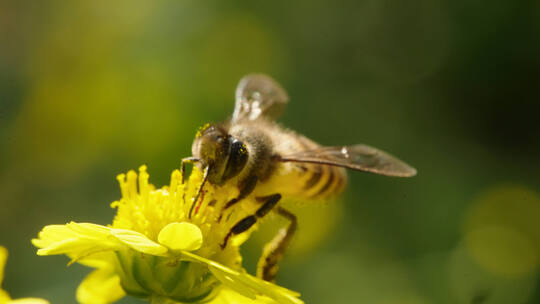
left=239, top=144, right=247, bottom=154
left=195, top=123, right=211, bottom=138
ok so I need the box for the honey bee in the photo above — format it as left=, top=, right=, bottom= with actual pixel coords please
left=182, top=74, right=416, bottom=281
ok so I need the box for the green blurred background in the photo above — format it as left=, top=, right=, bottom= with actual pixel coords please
left=1, top=0, right=540, bottom=303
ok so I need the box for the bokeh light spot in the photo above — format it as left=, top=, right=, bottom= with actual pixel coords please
left=463, top=185, right=540, bottom=277
left=448, top=247, right=536, bottom=304
left=465, top=226, right=538, bottom=277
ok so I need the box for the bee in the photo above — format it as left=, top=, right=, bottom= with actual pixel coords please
left=182, top=74, right=416, bottom=281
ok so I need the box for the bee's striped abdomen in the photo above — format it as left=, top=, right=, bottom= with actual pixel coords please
left=262, top=128, right=347, bottom=201
left=302, top=164, right=347, bottom=199
left=303, top=167, right=323, bottom=190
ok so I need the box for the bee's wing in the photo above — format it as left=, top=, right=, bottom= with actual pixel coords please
left=232, top=74, right=289, bottom=122
left=279, top=144, right=417, bottom=177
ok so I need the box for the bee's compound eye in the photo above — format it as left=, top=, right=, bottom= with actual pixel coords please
left=222, top=139, right=248, bottom=181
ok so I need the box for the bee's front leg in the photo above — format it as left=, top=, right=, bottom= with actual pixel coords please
left=256, top=206, right=297, bottom=282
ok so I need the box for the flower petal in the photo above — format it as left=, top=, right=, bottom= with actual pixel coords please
left=0, top=246, right=7, bottom=286
left=0, top=289, right=10, bottom=302
left=1, top=247, right=50, bottom=304
left=158, top=222, right=203, bottom=252
left=68, top=222, right=112, bottom=238
left=209, top=288, right=277, bottom=304
left=75, top=252, right=118, bottom=269
left=110, top=229, right=167, bottom=256
left=7, top=298, right=50, bottom=304
left=31, top=225, right=78, bottom=251
left=180, top=251, right=303, bottom=304
left=76, top=269, right=125, bottom=304
left=32, top=223, right=121, bottom=261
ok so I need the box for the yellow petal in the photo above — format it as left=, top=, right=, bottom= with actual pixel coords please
left=76, top=269, right=125, bottom=304
left=68, top=222, right=112, bottom=238
left=0, top=246, right=7, bottom=285
left=31, top=225, right=78, bottom=250
left=7, top=298, right=50, bottom=304
left=1, top=289, right=10, bottom=302
left=180, top=251, right=303, bottom=304
left=75, top=252, right=118, bottom=269
left=157, top=222, right=203, bottom=252
left=233, top=272, right=302, bottom=304
left=0, top=247, right=49, bottom=304
left=33, top=223, right=120, bottom=258
left=110, top=229, right=167, bottom=256
left=209, top=288, right=277, bottom=304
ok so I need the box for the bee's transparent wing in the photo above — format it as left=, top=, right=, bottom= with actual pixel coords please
left=232, top=74, right=289, bottom=122
left=279, top=144, right=417, bottom=177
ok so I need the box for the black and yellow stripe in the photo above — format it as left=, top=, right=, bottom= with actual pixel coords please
left=302, top=164, right=346, bottom=199
left=303, top=166, right=322, bottom=190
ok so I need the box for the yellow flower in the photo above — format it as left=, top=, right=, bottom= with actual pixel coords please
left=0, top=246, right=49, bottom=304
left=32, top=166, right=303, bottom=304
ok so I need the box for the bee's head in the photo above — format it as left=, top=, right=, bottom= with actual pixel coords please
left=191, top=123, right=248, bottom=185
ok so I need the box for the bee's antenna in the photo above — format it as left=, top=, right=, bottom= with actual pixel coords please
left=188, top=165, right=210, bottom=219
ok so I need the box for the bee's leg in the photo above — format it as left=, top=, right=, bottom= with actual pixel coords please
left=220, top=193, right=281, bottom=249
left=256, top=206, right=297, bottom=282
left=218, top=175, right=258, bottom=221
